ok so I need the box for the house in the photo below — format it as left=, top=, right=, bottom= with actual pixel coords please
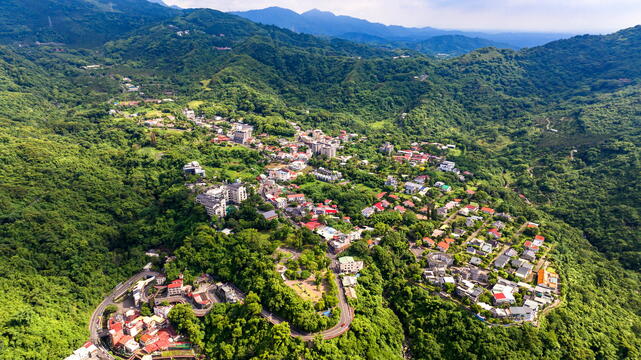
left=233, top=124, right=253, bottom=144
left=437, top=207, right=449, bottom=217
left=524, top=241, right=540, bottom=252
left=379, top=142, right=394, bottom=155
left=404, top=182, right=423, bottom=194
left=287, top=194, right=306, bottom=203
left=403, top=200, right=415, bottom=208
left=427, top=252, right=454, bottom=268
left=342, top=276, right=358, bottom=287
left=480, top=207, right=495, bottom=215
left=432, top=229, right=445, bottom=238
left=456, top=280, right=483, bottom=301
left=394, top=205, right=406, bottom=213
left=439, top=161, right=456, bottom=172
left=167, top=279, right=184, bottom=296
left=260, top=210, right=278, bottom=221
left=522, top=249, right=537, bottom=261
left=537, top=269, right=559, bottom=290
left=492, top=292, right=515, bottom=305
left=385, top=175, right=398, bottom=188
left=183, top=161, right=206, bottom=177
left=64, top=342, right=99, bottom=360
left=437, top=241, right=450, bottom=252
left=515, top=262, right=534, bottom=279
left=313, top=168, right=342, bottom=182
left=465, top=204, right=480, bottom=212
left=505, top=248, right=518, bottom=258
left=487, top=228, right=502, bottom=239
left=361, top=207, right=376, bottom=218
left=492, top=221, right=506, bottom=230
left=509, top=306, right=536, bottom=322
left=217, top=284, right=241, bottom=303
left=494, top=254, right=510, bottom=268
left=423, top=237, right=436, bottom=248
left=469, top=256, right=482, bottom=266
left=338, top=256, right=364, bottom=273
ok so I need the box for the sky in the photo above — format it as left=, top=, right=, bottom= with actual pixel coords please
left=161, top=0, right=641, bottom=33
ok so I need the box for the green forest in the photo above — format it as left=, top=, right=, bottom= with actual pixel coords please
left=1, top=0, right=641, bottom=359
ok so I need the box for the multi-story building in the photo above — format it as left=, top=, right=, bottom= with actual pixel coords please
left=233, top=124, right=253, bottom=144
left=196, top=192, right=227, bottom=218
left=183, top=161, right=206, bottom=177
left=338, top=256, right=364, bottom=274
left=228, top=182, right=248, bottom=204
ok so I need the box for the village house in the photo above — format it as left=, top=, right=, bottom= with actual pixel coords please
left=338, top=256, right=364, bottom=274
left=183, top=161, right=206, bottom=177
left=233, top=124, right=253, bottom=144
left=313, top=168, right=343, bottom=182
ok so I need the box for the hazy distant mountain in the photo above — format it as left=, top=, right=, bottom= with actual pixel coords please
left=232, top=7, right=573, bottom=52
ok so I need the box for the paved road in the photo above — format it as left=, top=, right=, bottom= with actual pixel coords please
left=88, top=270, right=161, bottom=359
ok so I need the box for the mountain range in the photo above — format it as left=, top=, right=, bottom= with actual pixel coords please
left=231, top=7, right=573, bottom=56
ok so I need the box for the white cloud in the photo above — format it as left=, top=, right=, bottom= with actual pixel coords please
left=163, top=0, right=641, bottom=33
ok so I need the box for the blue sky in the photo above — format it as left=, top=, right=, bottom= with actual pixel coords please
left=162, top=0, right=641, bottom=33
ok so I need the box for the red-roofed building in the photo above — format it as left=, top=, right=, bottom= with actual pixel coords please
left=374, top=202, right=385, bottom=211
left=437, top=241, right=450, bottom=252
left=403, top=200, right=415, bottom=208
left=444, top=238, right=455, bottom=244
left=524, top=241, right=540, bottom=251
left=389, top=194, right=400, bottom=200
left=376, top=192, right=387, bottom=199
left=534, top=235, right=545, bottom=241
left=423, top=237, right=436, bottom=247
left=394, top=205, right=406, bottom=213
left=167, top=279, right=184, bottom=296
left=487, top=228, right=502, bottom=239
left=466, top=189, right=476, bottom=195
left=481, top=207, right=495, bottom=215
left=303, top=221, right=323, bottom=231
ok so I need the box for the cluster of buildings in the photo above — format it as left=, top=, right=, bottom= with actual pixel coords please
left=184, top=162, right=249, bottom=218
left=338, top=256, right=364, bottom=299
left=418, top=200, right=560, bottom=323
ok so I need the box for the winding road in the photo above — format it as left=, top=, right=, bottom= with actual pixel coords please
left=88, top=262, right=353, bottom=357
left=88, top=270, right=161, bottom=359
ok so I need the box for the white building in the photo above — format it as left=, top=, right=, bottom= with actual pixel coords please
left=228, top=182, right=248, bottom=204
left=183, top=161, right=206, bottom=177
left=233, top=124, right=253, bottom=144
left=338, top=256, right=364, bottom=273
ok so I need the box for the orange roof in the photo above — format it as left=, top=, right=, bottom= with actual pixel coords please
left=444, top=238, right=455, bottom=244
left=437, top=241, right=449, bottom=251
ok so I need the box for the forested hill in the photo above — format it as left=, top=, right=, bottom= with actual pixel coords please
left=0, top=0, right=178, bottom=47
left=2, top=0, right=641, bottom=358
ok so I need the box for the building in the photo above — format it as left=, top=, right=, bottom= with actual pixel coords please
left=404, top=182, right=423, bottom=194
left=313, top=168, right=343, bottom=182
left=509, top=306, right=536, bottom=322
left=196, top=193, right=227, bottom=217
left=494, top=254, right=510, bottom=268
left=228, top=182, right=248, bottom=204
left=260, top=210, right=278, bottom=220
left=233, top=124, right=253, bottom=144
left=439, top=161, right=456, bottom=172
left=167, top=279, right=184, bottom=296
left=318, top=143, right=339, bottom=158
left=338, top=256, right=364, bottom=273
left=379, top=142, right=394, bottom=155
left=537, top=269, right=559, bottom=290
left=183, top=161, right=205, bottom=177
